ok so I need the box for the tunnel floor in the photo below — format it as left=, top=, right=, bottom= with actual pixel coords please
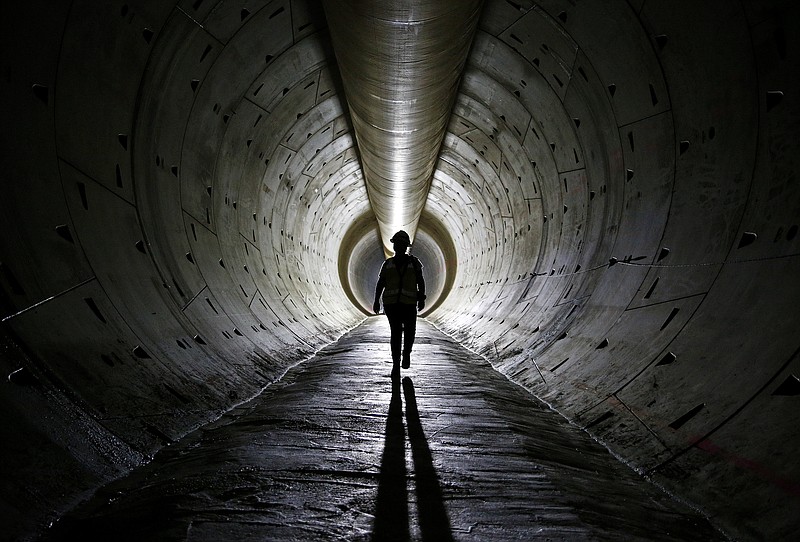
left=44, top=318, right=725, bottom=541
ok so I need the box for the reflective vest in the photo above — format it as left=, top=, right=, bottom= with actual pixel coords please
left=381, top=256, right=422, bottom=306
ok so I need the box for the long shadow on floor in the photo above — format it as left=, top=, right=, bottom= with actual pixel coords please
left=371, top=377, right=454, bottom=542
left=372, top=378, right=409, bottom=541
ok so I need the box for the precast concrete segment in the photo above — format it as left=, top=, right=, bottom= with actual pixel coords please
left=323, top=0, right=485, bottom=251
left=43, top=319, right=724, bottom=542
left=1, top=2, right=366, bottom=537
left=427, top=2, right=800, bottom=539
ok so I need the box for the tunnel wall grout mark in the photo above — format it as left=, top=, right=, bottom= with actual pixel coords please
left=2, top=277, right=97, bottom=322
left=618, top=250, right=800, bottom=269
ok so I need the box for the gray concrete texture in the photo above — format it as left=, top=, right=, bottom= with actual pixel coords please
left=0, top=0, right=797, bottom=540
left=41, top=319, right=726, bottom=541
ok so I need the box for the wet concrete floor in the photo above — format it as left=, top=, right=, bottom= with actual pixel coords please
left=45, top=318, right=726, bottom=541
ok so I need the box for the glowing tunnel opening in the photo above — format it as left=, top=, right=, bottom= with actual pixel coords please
left=338, top=211, right=456, bottom=316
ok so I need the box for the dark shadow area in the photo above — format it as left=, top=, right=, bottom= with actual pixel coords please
left=371, top=378, right=409, bottom=541
left=403, top=377, right=455, bottom=542
left=371, top=377, right=454, bottom=542
left=41, top=497, right=188, bottom=542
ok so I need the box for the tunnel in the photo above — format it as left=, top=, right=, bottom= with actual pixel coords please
left=1, top=0, right=799, bottom=540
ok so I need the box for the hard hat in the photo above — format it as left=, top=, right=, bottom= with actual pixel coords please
left=390, top=230, right=411, bottom=244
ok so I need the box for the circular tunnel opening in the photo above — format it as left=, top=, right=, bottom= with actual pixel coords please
left=338, top=211, right=456, bottom=316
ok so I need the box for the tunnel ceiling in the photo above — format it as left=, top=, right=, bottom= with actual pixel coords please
left=1, top=0, right=799, bottom=540
left=324, top=0, right=484, bottom=251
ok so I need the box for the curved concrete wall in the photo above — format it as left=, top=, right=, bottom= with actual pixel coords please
left=1, top=0, right=798, bottom=540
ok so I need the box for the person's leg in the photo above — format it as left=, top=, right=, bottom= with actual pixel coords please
left=401, top=304, right=417, bottom=368
left=383, top=305, right=403, bottom=376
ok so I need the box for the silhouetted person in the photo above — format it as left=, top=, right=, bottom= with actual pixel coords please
left=373, top=230, right=426, bottom=379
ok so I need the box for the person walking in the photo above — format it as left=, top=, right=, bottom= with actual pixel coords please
left=373, top=230, right=426, bottom=379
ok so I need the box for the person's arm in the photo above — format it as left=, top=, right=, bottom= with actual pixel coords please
left=373, top=273, right=385, bottom=314
left=415, top=259, right=426, bottom=311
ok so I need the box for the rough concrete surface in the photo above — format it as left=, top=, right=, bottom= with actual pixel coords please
left=44, top=319, right=725, bottom=541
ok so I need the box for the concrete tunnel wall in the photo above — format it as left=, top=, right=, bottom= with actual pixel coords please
left=0, top=0, right=798, bottom=540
